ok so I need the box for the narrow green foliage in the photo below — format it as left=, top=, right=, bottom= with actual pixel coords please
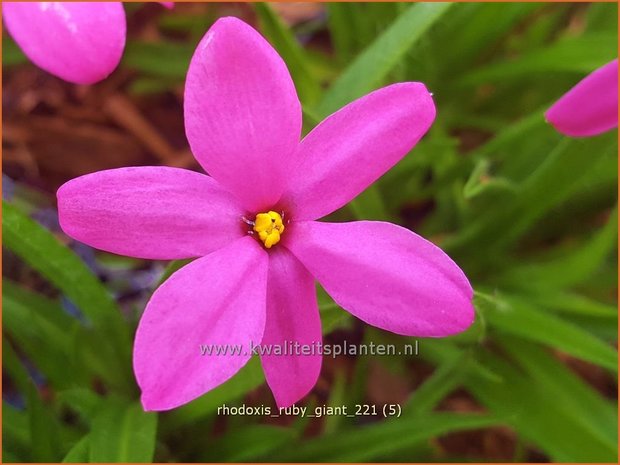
left=317, top=2, right=453, bottom=116
left=89, top=399, right=158, bottom=463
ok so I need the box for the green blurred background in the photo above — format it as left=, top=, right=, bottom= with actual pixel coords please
left=2, top=2, right=618, bottom=462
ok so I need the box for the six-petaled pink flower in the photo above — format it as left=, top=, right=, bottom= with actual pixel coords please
left=3, top=1, right=172, bottom=85
left=545, top=59, right=618, bottom=137
left=56, top=17, right=475, bottom=411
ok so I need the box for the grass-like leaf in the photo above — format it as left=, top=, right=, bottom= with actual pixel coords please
left=89, top=399, right=158, bottom=462
left=317, top=2, right=453, bottom=116
left=276, top=413, right=499, bottom=461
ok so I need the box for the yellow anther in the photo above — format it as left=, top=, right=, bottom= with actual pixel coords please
left=253, top=211, right=285, bottom=249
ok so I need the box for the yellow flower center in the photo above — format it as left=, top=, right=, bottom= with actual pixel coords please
left=253, top=211, right=285, bottom=249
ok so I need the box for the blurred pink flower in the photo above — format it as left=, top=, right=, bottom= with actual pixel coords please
left=3, top=2, right=172, bottom=84
left=545, top=59, right=618, bottom=137
left=57, top=17, right=474, bottom=410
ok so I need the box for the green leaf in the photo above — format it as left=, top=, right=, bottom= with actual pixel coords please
left=323, top=372, right=348, bottom=433
left=58, top=389, right=105, bottom=423
left=2, top=202, right=133, bottom=390
left=158, top=10, right=218, bottom=40
left=586, top=2, right=619, bottom=32
left=529, top=291, right=617, bottom=318
left=524, top=292, right=618, bottom=341
left=449, top=132, right=617, bottom=255
left=463, top=158, right=517, bottom=200
left=2, top=36, right=27, bottom=66
left=498, top=207, right=618, bottom=290
left=325, top=3, right=359, bottom=65
left=466, top=345, right=617, bottom=462
left=2, top=451, right=21, bottom=463
left=419, top=339, right=503, bottom=384
left=316, top=2, right=453, bottom=116
left=3, top=339, right=31, bottom=395
left=404, top=352, right=469, bottom=416
left=432, top=3, right=543, bottom=76
left=255, top=3, right=322, bottom=105
left=501, top=338, right=617, bottom=450
left=277, top=413, right=499, bottom=461
left=89, top=399, right=158, bottom=463
left=28, top=385, right=65, bottom=462
left=469, top=109, right=548, bottom=167
left=320, top=301, right=351, bottom=333
left=3, top=280, right=80, bottom=388
left=326, top=3, right=402, bottom=66
left=2, top=202, right=124, bottom=328
left=459, top=33, right=618, bottom=85
left=3, top=402, right=31, bottom=462
left=129, top=77, right=177, bottom=95
left=481, top=293, right=617, bottom=372
left=62, top=435, right=90, bottom=463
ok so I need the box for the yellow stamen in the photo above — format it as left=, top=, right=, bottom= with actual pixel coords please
left=253, top=211, right=285, bottom=249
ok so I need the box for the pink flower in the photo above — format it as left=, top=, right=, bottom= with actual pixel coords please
left=545, top=59, right=618, bottom=137
left=57, top=17, right=474, bottom=410
left=3, top=2, right=172, bottom=85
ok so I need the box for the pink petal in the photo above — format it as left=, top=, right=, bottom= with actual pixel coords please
left=159, top=2, right=174, bottom=8
left=2, top=2, right=126, bottom=84
left=135, top=236, right=268, bottom=411
left=57, top=167, right=246, bottom=260
left=285, top=221, right=474, bottom=337
left=184, top=17, right=302, bottom=212
left=545, top=59, right=618, bottom=137
left=281, top=83, right=435, bottom=221
left=260, top=248, right=322, bottom=408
